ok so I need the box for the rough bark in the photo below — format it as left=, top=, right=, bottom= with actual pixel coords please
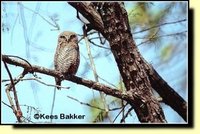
left=68, top=2, right=187, bottom=122
left=148, top=69, right=187, bottom=121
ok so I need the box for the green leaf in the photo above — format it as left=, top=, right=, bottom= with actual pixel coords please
left=160, top=44, right=174, bottom=61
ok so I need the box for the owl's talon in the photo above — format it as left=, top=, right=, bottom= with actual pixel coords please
left=60, top=74, right=65, bottom=80
left=56, top=72, right=64, bottom=79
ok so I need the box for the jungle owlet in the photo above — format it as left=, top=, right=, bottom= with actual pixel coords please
left=54, top=31, right=80, bottom=89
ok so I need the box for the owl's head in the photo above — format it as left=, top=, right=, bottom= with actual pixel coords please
left=58, top=31, right=78, bottom=44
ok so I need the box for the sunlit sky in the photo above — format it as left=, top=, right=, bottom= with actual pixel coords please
left=1, top=1, right=188, bottom=124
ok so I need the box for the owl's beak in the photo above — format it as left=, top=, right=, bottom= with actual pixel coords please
left=65, top=35, right=69, bottom=42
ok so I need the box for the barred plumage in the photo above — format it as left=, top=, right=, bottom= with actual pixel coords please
left=54, top=31, right=80, bottom=89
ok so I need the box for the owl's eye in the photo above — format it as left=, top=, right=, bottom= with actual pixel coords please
left=60, top=35, right=65, bottom=38
left=70, top=35, right=76, bottom=39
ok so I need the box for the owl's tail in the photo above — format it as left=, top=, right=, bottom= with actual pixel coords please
left=55, top=78, right=61, bottom=90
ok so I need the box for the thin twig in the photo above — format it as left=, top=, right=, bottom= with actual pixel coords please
left=3, top=71, right=28, bottom=88
left=81, top=52, right=117, bottom=90
left=11, top=13, right=19, bottom=46
left=88, top=39, right=110, bottom=50
left=84, top=33, right=106, bottom=104
left=121, top=102, right=125, bottom=123
left=50, top=87, right=56, bottom=123
left=133, top=19, right=187, bottom=34
left=77, top=31, right=98, bottom=37
left=97, top=76, right=118, bottom=89
left=3, top=61, right=22, bottom=122
left=1, top=101, right=12, bottom=109
left=112, top=103, right=129, bottom=123
left=67, top=95, right=125, bottom=112
left=24, top=78, right=69, bottom=89
left=128, top=2, right=149, bottom=16
left=21, top=104, right=40, bottom=112
left=2, top=78, right=70, bottom=89
left=2, top=101, right=40, bottom=113
left=18, top=2, right=31, bottom=59
left=89, top=36, right=105, bottom=41
left=2, top=101, right=36, bottom=123
left=113, top=107, right=124, bottom=123
left=67, top=96, right=105, bottom=111
left=109, top=107, right=123, bottom=111
left=18, top=2, right=59, bottom=30
left=120, top=107, right=134, bottom=123
left=135, top=30, right=187, bottom=39
left=84, top=34, right=110, bottom=122
left=137, top=30, right=187, bottom=46
left=120, top=76, right=126, bottom=123
left=109, top=102, right=128, bottom=111
left=137, top=28, right=160, bottom=46
left=98, top=32, right=106, bottom=45
left=28, top=2, right=41, bottom=40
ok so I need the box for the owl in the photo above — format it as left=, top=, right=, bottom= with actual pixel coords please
left=54, top=31, right=80, bottom=89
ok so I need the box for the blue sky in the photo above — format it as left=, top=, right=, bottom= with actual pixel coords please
left=1, top=1, right=188, bottom=124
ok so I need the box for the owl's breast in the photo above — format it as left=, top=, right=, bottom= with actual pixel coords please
left=67, top=52, right=80, bottom=75
left=57, top=44, right=80, bottom=75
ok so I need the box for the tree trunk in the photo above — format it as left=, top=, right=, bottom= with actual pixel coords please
left=93, top=3, right=166, bottom=122
left=69, top=2, right=187, bottom=123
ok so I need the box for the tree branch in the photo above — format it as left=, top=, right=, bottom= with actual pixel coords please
left=68, top=2, right=104, bottom=35
left=2, top=78, right=70, bottom=89
left=3, top=61, right=25, bottom=122
left=2, top=55, right=136, bottom=105
left=148, top=68, right=187, bottom=121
